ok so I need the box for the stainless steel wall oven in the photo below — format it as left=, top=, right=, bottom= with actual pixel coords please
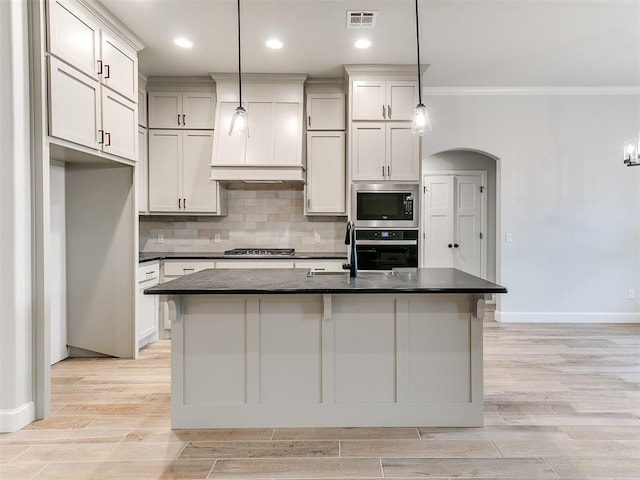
left=355, top=229, right=419, bottom=270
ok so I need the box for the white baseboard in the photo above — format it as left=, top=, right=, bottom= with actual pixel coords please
left=0, top=401, right=34, bottom=433
left=496, top=311, right=640, bottom=323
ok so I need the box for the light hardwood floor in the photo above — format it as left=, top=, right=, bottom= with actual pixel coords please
left=1, top=321, right=639, bottom=479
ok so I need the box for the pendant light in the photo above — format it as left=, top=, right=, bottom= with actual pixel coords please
left=623, top=135, right=640, bottom=166
left=412, top=0, right=431, bottom=136
left=229, top=0, right=248, bottom=137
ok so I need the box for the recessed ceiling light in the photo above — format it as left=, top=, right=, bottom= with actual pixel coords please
left=266, top=38, right=283, bottom=49
left=174, top=37, right=193, bottom=49
left=354, top=38, right=371, bottom=49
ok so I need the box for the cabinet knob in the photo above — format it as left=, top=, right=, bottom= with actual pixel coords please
left=454, top=243, right=459, bottom=248
left=448, top=244, right=453, bottom=248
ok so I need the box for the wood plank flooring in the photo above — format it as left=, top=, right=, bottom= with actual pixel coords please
left=1, top=321, right=638, bottom=479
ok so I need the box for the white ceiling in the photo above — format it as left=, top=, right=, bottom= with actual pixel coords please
left=99, top=0, right=640, bottom=87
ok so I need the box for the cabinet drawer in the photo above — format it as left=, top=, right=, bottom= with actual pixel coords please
left=163, top=260, right=215, bottom=276
left=138, top=261, right=159, bottom=283
left=294, top=260, right=346, bottom=271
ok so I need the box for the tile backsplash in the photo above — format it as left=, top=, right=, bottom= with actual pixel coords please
left=139, top=184, right=347, bottom=253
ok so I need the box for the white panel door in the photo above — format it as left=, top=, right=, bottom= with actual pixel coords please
left=47, top=0, right=100, bottom=80
left=148, top=92, right=182, bottom=128
left=386, top=122, right=419, bottom=181
left=213, top=102, right=246, bottom=165
left=273, top=102, right=302, bottom=166
left=306, top=132, right=345, bottom=214
left=183, top=93, right=215, bottom=129
left=101, top=88, right=137, bottom=161
left=455, top=175, right=483, bottom=277
left=182, top=131, right=217, bottom=213
left=48, top=57, right=100, bottom=150
left=424, top=176, right=455, bottom=268
left=351, top=122, right=385, bottom=181
left=148, top=130, right=181, bottom=212
left=386, top=81, right=417, bottom=120
left=100, top=30, right=138, bottom=101
left=352, top=81, right=386, bottom=120
left=245, top=102, right=274, bottom=165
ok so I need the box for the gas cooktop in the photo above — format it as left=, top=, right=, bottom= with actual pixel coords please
left=223, top=248, right=295, bottom=257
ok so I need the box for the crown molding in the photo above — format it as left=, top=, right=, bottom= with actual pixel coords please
left=77, top=0, right=144, bottom=51
left=344, top=64, right=429, bottom=76
left=211, top=73, right=308, bottom=84
left=425, top=86, right=640, bottom=96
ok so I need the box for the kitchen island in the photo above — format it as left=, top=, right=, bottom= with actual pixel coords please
left=146, top=268, right=506, bottom=429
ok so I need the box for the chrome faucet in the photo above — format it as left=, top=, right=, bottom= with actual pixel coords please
left=344, top=220, right=358, bottom=278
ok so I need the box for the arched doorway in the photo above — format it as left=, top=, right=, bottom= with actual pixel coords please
left=421, top=149, right=500, bottom=284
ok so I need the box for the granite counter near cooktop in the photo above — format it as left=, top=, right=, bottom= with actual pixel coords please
left=145, top=268, right=507, bottom=295
left=139, top=251, right=347, bottom=263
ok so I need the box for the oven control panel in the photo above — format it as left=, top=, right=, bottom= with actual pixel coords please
left=356, top=229, right=419, bottom=241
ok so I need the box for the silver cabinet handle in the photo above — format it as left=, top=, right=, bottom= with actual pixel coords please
left=387, top=105, right=391, bottom=118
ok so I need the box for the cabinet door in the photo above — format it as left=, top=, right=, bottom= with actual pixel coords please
left=306, top=132, right=345, bottom=214
left=148, top=92, right=183, bottom=128
left=48, top=57, right=100, bottom=150
left=307, top=94, right=344, bottom=130
left=245, top=102, right=274, bottom=165
left=138, top=89, right=147, bottom=127
left=183, top=93, right=215, bottom=129
left=212, top=102, right=246, bottom=165
left=274, top=102, right=302, bottom=166
left=386, top=123, right=419, bottom=181
left=47, top=0, right=100, bottom=80
left=100, top=30, right=138, bottom=102
left=182, top=131, right=218, bottom=213
left=137, top=280, right=158, bottom=348
left=148, top=130, right=181, bottom=212
left=351, top=122, right=385, bottom=181
left=352, top=81, right=386, bottom=120
left=102, top=88, right=137, bottom=160
left=137, top=127, right=148, bottom=213
left=386, top=81, right=417, bottom=120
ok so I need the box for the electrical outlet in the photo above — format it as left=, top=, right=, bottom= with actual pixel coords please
left=505, top=233, right=513, bottom=243
left=314, top=232, right=321, bottom=243
left=157, top=233, right=164, bottom=244
left=214, top=234, right=221, bottom=243
left=629, top=289, right=636, bottom=300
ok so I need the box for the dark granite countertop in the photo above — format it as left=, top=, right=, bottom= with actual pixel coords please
left=145, top=268, right=507, bottom=295
left=139, top=252, right=347, bottom=263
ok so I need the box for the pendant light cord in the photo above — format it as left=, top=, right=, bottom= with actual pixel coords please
left=414, top=0, right=422, bottom=105
left=237, top=0, right=242, bottom=107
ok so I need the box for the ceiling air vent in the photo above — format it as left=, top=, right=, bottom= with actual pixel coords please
left=347, top=11, right=377, bottom=29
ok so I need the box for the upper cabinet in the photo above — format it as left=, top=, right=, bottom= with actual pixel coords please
left=352, top=80, right=417, bottom=121
left=148, top=92, right=215, bottom=129
left=47, top=0, right=138, bottom=102
left=46, top=0, right=143, bottom=162
left=306, top=93, right=345, bottom=130
left=211, top=74, right=307, bottom=182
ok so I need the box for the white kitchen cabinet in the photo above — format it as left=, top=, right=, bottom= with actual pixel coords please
left=294, top=259, right=346, bottom=271
left=49, top=57, right=137, bottom=161
left=47, top=0, right=138, bottom=102
left=352, top=122, right=419, bottom=181
left=148, top=130, right=226, bottom=214
left=138, top=88, right=147, bottom=127
left=305, top=131, right=346, bottom=215
left=306, top=93, right=345, bottom=130
left=352, top=80, right=417, bottom=121
left=137, top=261, right=159, bottom=349
left=148, top=92, right=215, bottom=129
left=215, top=260, right=295, bottom=269
left=163, top=260, right=216, bottom=277
left=137, top=126, right=148, bottom=213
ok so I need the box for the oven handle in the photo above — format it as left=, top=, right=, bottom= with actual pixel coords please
left=357, top=240, right=418, bottom=246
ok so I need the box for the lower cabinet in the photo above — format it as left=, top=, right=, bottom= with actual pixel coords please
left=137, top=261, right=159, bottom=349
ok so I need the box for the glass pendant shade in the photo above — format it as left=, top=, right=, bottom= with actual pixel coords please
left=229, top=106, right=248, bottom=137
left=624, top=138, right=638, bottom=161
left=412, top=103, right=431, bottom=136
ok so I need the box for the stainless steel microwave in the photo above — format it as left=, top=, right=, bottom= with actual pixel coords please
left=352, top=183, right=419, bottom=228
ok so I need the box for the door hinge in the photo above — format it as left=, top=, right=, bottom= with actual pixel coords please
left=479, top=232, right=483, bottom=239
left=480, top=186, right=485, bottom=193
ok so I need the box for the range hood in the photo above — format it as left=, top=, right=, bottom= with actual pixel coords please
left=210, top=73, right=307, bottom=183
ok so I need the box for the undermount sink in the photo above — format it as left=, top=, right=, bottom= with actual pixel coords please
left=306, top=269, right=398, bottom=277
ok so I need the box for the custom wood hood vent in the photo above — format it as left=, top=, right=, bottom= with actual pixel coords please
left=210, top=73, right=307, bottom=183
